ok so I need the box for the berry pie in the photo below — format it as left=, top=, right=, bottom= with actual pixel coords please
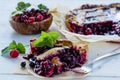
left=65, top=3, right=120, bottom=36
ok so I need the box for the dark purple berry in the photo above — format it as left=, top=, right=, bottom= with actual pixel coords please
left=21, top=61, right=26, bottom=68
left=29, top=61, right=35, bottom=68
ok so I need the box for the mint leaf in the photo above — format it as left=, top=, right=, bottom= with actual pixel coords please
left=48, top=31, right=59, bottom=41
left=33, top=31, right=47, bottom=47
left=9, top=40, right=17, bottom=49
left=1, top=40, right=17, bottom=56
left=38, top=4, right=49, bottom=11
left=33, top=31, right=59, bottom=47
left=45, top=35, right=54, bottom=47
left=1, top=47, right=10, bottom=56
left=25, top=3, right=31, bottom=8
left=17, top=2, right=25, bottom=11
left=17, top=43, right=26, bottom=54
left=33, top=36, right=44, bottom=47
left=18, top=2, right=25, bottom=7
left=1, top=41, right=26, bottom=56
left=16, top=2, right=31, bottom=11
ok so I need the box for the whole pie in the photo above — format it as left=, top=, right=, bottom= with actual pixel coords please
left=65, top=3, right=120, bottom=36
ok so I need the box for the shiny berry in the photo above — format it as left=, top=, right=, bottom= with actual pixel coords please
left=10, top=49, right=19, bottom=58
left=29, top=61, right=35, bottom=68
left=21, top=61, right=26, bottom=68
left=36, top=14, right=44, bottom=21
left=29, top=17, right=35, bottom=23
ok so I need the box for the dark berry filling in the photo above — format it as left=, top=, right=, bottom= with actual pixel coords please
left=29, top=46, right=87, bottom=77
left=69, top=21, right=120, bottom=36
left=12, top=9, right=49, bottom=24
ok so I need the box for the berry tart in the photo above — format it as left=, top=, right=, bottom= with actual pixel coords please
left=59, top=3, right=120, bottom=42
left=21, top=31, right=88, bottom=77
left=9, top=2, right=53, bottom=35
left=66, top=3, right=120, bottom=36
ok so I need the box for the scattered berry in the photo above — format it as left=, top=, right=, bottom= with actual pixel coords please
left=10, top=49, right=19, bottom=58
left=21, top=61, right=26, bottom=68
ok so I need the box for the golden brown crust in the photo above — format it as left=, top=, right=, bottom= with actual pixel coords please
left=65, top=17, right=72, bottom=31
left=55, top=39, right=73, bottom=47
left=9, top=14, right=53, bottom=35
left=109, top=3, right=120, bottom=7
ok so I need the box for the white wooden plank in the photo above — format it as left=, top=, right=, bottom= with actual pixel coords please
left=0, top=75, right=120, bottom=80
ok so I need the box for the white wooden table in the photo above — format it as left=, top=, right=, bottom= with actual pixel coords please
left=0, top=0, right=120, bottom=80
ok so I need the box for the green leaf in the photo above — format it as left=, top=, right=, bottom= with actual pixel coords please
left=38, top=4, right=49, bottom=11
left=18, top=2, right=25, bottom=7
left=45, top=35, right=54, bottom=47
left=33, top=31, right=47, bottom=47
left=33, top=31, right=59, bottom=47
left=15, top=2, right=31, bottom=11
left=18, top=2, right=25, bottom=10
left=9, top=40, right=17, bottom=49
left=1, top=40, right=17, bottom=56
left=1, top=47, right=10, bottom=56
left=17, top=43, right=26, bottom=54
left=33, top=37, right=44, bottom=47
left=25, top=3, right=31, bottom=8
left=48, top=31, right=59, bottom=41
left=1, top=41, right=26, bottom=57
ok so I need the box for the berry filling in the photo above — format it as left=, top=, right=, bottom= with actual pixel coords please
left=12, top=9, right=50, bottom=24
left=28, top=46, right=87, bottom=77
left=69, top=21, right=120, bottom=35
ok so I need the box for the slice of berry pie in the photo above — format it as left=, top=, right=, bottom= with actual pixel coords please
left=22, top=31, right=87, bottom=77
left=66, top=3, right=120, bottom=36
left=27, top=40, right=87, bottom=77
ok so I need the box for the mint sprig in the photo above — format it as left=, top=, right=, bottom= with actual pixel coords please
left=33, top=31, right=59, bottom=47
left=16, top=2, right=31, bottom=11
left=11, top=2, right=31, bottom=16
left=1, top=40, right=26, bottom=56
left=38, top=4, right=49, bottom=12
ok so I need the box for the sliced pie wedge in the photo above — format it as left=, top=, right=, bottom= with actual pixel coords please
left=26, top=39, right=88, bottom=77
